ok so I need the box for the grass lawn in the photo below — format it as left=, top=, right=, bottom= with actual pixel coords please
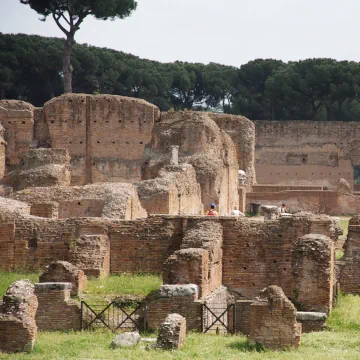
left=0, top=294, right=359, bottom=359
left=0, top=271, right=39, bottom=298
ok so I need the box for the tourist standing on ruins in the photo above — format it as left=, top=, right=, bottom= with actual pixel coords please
left=207, top=203, right=219, bottom=216
left=280, top=203, right=287, bottom=214
left=231, top=206, right=244, bottom=217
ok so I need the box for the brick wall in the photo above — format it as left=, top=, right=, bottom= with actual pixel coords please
left=254, top=120, right=360, bottom=189
left=42, top=94, right=160, bottom=185
left=0, top=223, right=15, bottom=271
left=35, top=283, right=81, bottom=331
left=30, top=202, right=59, bottom=218
left=247, top=190, right=360, bottom=215
left=249, top=286, right=301, bottom=349
left=58, top=199, right=104, bottom=218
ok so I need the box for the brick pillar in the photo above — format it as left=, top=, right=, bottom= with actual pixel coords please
left=35, top=283, right=81, bottom=331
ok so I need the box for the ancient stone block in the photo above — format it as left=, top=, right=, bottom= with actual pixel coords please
left=69, top=234, right=110, bottom=278
left=262, top=205, right=279, bottom=220
left=337, top=178, right=352, bottom=195
left=249, top=285, right=301, bottom=349
left=0, top=280, right=38, bottom=353
left=146, top=285, right=202, bottom=331
left=39, top=261, right=87, bottom=296
left=163, top=248, right=209, bottom=298
left=296, top=312, right=327, bottom=333
left=156, top=313, right=186, bottom=350
left=292, top=234, right=334, bottom=313
left=34, top=282, right=81, bottom=331
left=111, top=332, right=141, bottom=348
left=9, top=149, right=71, bottom=191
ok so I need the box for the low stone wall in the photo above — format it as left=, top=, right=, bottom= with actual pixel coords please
left=296, top=312, right=327, bottom=333
left=249, top=285, right=301, bottom=349
left=0, top=280, right=38, bottom=353
left=146, top=285, right=202, bottom=331
left=34, top=283, right=81, bottom=331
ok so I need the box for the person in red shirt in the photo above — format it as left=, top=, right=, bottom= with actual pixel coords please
left=207, top=203, right=219, bottom=216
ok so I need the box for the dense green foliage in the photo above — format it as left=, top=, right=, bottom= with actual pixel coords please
left=2, top=33, right=360, bottom=120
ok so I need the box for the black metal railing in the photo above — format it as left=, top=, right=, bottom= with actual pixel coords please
left=81, top=301, right=147, bottom=332
left=202, top=303, right=235, bottom=334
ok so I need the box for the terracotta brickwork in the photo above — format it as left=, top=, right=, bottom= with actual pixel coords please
left=254, top=120, right=360, bottom=189
left=0, top=280, right=38, bottom=353
left=35, top=282, right=81, bottom=331
left=0, top=100, right=34, bottom=167
left=249, top=285, right=301, bottom=349
left=39, top=261, right=87, bottom=296
left=135, top=165, right=202, bottom=215
left=340, top=216, right=360, bottom=294
left=146, top=285, right=202, bottom=331
left=144, top=111, right=239, bottom=215
left=30, top=202, right=59, bottom=218
left=42, top=94, right=160, bottom=185
left=292, top=234, right=334, bottom=313
left=156, top=313, right=186, bottom=350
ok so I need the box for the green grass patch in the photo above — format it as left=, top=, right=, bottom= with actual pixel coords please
left=339, top=218, right=350, bottom=241
left=83, top=273, right=162, bottom=302
left=0, top=271, right=39, bottom=298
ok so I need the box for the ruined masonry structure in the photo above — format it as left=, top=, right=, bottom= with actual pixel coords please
left=156, top=313, right=187, bottom=350
left=0, top=280, right=38, bottom=353
left=249, top=285, right=301, bottom=349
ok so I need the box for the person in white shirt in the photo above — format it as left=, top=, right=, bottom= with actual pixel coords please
left=231, top=206, right=244, bottom=217
left=280, top=203, right=287, bottom=214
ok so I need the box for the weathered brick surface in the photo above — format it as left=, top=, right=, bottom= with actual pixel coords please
left=156, top=313, right=186, bottom=350
left=135, top=165, right=202, bottom=215
left=30, top=202, right=59, bottom=218
left=296, top=312, right=327, bottom=333
left=249, top=285, right=301, bottom=349
left=340, top=216, right=360, bottom=294
left=254, top=120, right=356, bottom=189
left=235, top=300, right=253, bottom=335
left=42, top=94, right=160, bottom=185
left=39, top=261, right=87, bottom=296
left=163, top=249, right=209, bottom=298
left=0, top=280, right=38, bottom=353
left=292, top=234, right=334, bottom=313
left=146, top=285, right=202, bottom=331
left=34, top=282, right=81, bottom=331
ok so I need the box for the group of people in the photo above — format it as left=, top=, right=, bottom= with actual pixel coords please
left=206, top=203, right=244, bottom=217
left=206, top=203, right=288, bottom=217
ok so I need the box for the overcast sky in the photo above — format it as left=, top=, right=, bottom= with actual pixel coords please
left=0, top=0, right=359, bottom=67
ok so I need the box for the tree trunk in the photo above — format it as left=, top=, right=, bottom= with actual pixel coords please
left=63, top=34, right=74, bottom=94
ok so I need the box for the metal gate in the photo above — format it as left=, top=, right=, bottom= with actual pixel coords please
left=81, top=301, right=147, bottom=332
left=202, top=303, right=235, bottom=334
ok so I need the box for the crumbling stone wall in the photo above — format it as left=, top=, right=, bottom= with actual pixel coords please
left=340, top=216, right=360, bottom=294
left=42, top=94, right=160, bottom=185
left=0, top=280, right=38, bottom=353
left=35, top=282, right=81, bottom=331
left=8, top=148, right=71, bottom=191
left=146, top=285, right=202, bottom=331
left=209, top=113, right=256, bottom=188
left=0, top=100, right=34, bottom=168
left=39, top=261, right=87, bottom=296
left=255, top=121, right=358, bottom=188
left=135, top=164, right=202, bottom=215
left=156, top=313, right=186, bottom=350
left=143, top=111, right=239, bottom=215
left=249, top=285, right=301, bottom=349
left=292, top=234, right=334, bottom=313
left=12, top=182, right=147, bottom=220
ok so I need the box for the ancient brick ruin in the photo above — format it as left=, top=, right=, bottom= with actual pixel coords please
left=0, top=280, right=38, bottom=353
left=249, top=285, right=301, bottom=349
left=156, top=313, right=187, bottom=350
left=0, top=93, right=358, bottom=351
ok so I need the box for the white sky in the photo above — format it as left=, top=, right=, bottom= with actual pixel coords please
left=0, top=0, right=360, bottom=67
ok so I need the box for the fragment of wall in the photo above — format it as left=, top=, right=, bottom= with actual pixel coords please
left=135, top=164, right=202, bottom=215
left=42, top=94, right=160, bottom=185
left=246, top=190, right=360, bottom=216
left=0, top=100, right=34, bottom=169
left=143, top=111, right=239, bottom=215
left=11, top=182, right=147, bottom=220
left=254, top=120, right=360, bottom=188
left=209, top=113, right=256, bottom=188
